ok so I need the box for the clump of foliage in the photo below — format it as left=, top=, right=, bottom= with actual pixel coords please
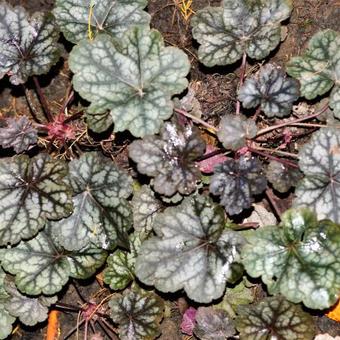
left=0, top=0, right=339, bottom=339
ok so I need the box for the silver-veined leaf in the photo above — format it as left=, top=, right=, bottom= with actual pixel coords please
left=294, top=128, right=340, bottom=223
left=109, top=287, right=164, bottom=340
left=129, top=122, right=205, bottom=196
left=0, top=153, right=73, bottom=246
left=241, top=208, right=340, bottom=309
left=135, top=195, right=244, bottom=303
left=210, top=156, right=267, bottom=215
left=0, top=2, right=61, bottom=85
left=238, top=64, right=299, bottom=117
left=191, top=0, right=292, bottom=66
left=69, top=27, right=190, bottom=137
left=53, top=0, right=150, bottom=44
left=235, top=296, right=316, bottom=339
left=0, top=305, right=14, bottom=340
left=287, top=30, right=340, bottom=116
left=0, top=226, right=107, bottom=295
left=51, top=152, right=133, bottom=251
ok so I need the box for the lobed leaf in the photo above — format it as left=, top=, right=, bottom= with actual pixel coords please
left=0, top=305, right=14, bottom=340
left=238, top=63, right=299, bottom=117
left=235, top=296, right=316, bottom=339
left=135, top=195, right=244, bottom=303
left=54, top=0, right=150, bottom=44
left=0, top=153, right=73, bottom=246
left=191, top=0, right=292, bottom=66
left=69, top=27, right=190, bottom=137
left=129, top=122, right=205, bottom=196
left=241, top=208, right=340, bottom=309
left=294, top=128, right=340, bottom=223
left=0, top=2, right=60, bottom=85
left=51, top=152, right=133, bottom=251
left=210, top=156, right=267, bottom=215
left=109, top=287, right=164, bottom=340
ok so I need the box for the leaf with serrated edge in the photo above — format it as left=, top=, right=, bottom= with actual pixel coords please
left=0, top=2, right=60, bottom=85
left=54, top=0, right=150, bottom=44
left=210, top=156, right=267, bottom=216
left=238, top=64, right=299, bottom=117
left=0, top=116, right=37, bottom=153
left=235, top=296, right=316, bottom=340
left=287, top=30, right=340, bottom=115
left=191, top=0, right=292, bottom=66
left=69, top=27, right=190, bottom=137
left=135, top=195, right=244, bottom=303
left=0, top=305, right=15, bottom=340
left=132, top=185, right=162, bottom=231
left=129, top=122, right=205, bottom=196
left=4, top=277, right=57, bottom=326
left=217, top=114, right=257, bottom=150
left=109, top=287, right=164, bottom=340
left=1, top=226, right=107, bottom=295
left=0, top=153, right=73, bottom=246
left=242, top=208, right=340, bottom=309
left=51, top=152, right=133, bottom=251
left=294, top=128, right=340, bottom=223
left=103, top=231, right=143, bottom=290
left=266, top=160, right=302, bottom=193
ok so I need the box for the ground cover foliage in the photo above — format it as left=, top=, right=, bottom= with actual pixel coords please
left=0, top=0, right=339, bottom=338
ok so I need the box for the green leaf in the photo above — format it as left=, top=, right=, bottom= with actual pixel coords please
left=238, top=63, right=299, bottom=117
left=129, top=122, right=205, bottom=196
left=0, top=305, right=14, bottom=340
left=0, top=153, right=73, bottom=246
left=0, top=2, right=60, bottom=85
left=191, top=0, right=292, bottom=66
left=217, top=114, right=257, bottom=151
left=109, top=287, right=164, bottom=340
left=1, top=226, right=107, bottom=295
left=51, top=152, right=133, bottom=251
left=241, top=208, right=340, bottom=309
left=235, top=296, right=316, bottom=340
left=69, top=27, right=190, bottom=137
left=135, top=195, right=244, bottom=303
left=132, top=185, right=162, bottom=232
left=53, top=0, right=150, bottom=44
left=287, top=30, right=340, bottom=115
left=193, top=307, right=236, bottom=340
left=266, top=160, right=302, bottom=193
left=210, top=156, right=267, bottom=215
left=4, top=277, right=57, bottom=326
left=103, top=231, right=144, bottom=290
left=294, top=128, right=340, bottom=223
left=0, top=116, right=38, bottom=153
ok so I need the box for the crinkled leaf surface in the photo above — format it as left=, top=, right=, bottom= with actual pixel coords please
left=129, top=122, right=205, bottom=196
left=193, top=307, right=236, bottom=340
left=51, top=152, right=132, bottom=251
left=53, top=0, right=150, bottom=44
left=210, top=156, right=267, bottom=215
left=0, top=153, right=72, bottom=246
left=135, top=196, right=244, bottom=303
left=238, top=64, right=299, bottom=117
left=241, top=209, right=340, bottom=309
left=0, top=305, right=14, bottom=340
left=266, top=160, right=302, bottom=193
left=287, top=30, right=340, bottom=115
left=294, top=128, right=340, bottom=223
left=4, top=277, right=57, bottom=326
left=103, top=231, right=144, bottom=290
left=0, top=2, right=60, bottom=85
left=217, top=114, right=257, bottom=150
left=132, top=185, right=162, bottom=231
left=69, top=27, right=190, bottom=137
left=191, top=0, right=292, bottom=66
left=0, top=116, right=37, bottom=153
left=235, top=296, right=316, bottom=340
left=109, top=287, right=164, bottom=340
left=0, top=226, right=107, bottom=295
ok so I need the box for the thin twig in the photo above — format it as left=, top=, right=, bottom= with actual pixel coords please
left=33, top=76, right=53, bottom=122
left=174, top=108, right=218, bottom=132
left=253, top=146, right=299, bottom=158
left=236, top=52, right=247, bottom=115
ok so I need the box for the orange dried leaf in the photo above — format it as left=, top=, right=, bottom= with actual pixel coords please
left=326, top=299, right=340, bottom=322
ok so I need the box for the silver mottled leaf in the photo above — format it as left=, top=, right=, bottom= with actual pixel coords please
left=0, top=305, right=14, bottom=340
